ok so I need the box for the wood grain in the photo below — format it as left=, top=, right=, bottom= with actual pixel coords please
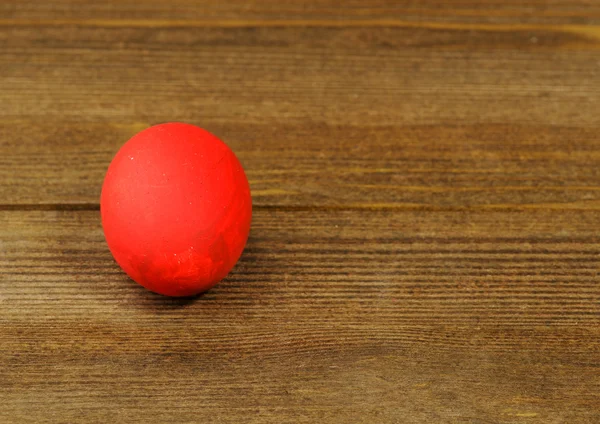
left=2, top=0, right=600, bottom=25
left=3, top=121, right=600, bottom=209
left=1, top=22, right=600, bottom=208
left=1, top=210, right=599, bottom=423
left=2, top=24, right=599, bottom=127
left=1, top=1, right=600, bottom=422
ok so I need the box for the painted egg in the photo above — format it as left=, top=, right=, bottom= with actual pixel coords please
left=101, top=122, right=252, bottom=296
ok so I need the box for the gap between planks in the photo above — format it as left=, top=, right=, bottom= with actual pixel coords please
left=3, top=203, right=600, bottom=212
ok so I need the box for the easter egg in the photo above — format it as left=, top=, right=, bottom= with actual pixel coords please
left=101, top=122, right=252, bottom=296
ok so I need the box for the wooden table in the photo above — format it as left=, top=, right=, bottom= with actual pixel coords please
left=1, top=1, right=599, bottom=422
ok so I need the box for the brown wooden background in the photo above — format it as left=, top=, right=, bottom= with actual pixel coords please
left=1, top=1, right=599, bottom=423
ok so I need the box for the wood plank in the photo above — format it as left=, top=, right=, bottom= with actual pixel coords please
left=2, top=0, right=599, bottom=25
left=3, top=121, right=600, bottom=208
left=1, top=25, right=599, bottom=126
left=1, top=24, right=599, bottom=207
left=1, top=209, right=599, bottom=422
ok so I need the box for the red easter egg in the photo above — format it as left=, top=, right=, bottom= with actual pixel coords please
left=101, top=123, right=252, bottom=297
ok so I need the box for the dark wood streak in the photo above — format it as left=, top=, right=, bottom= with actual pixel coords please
left=2, top=0, right=600, bottom=25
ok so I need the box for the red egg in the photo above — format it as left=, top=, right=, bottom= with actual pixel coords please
left=100, top=123, right=252, bottom=297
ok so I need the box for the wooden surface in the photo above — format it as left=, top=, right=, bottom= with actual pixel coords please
left=1, top=1, right=599, bottom=423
